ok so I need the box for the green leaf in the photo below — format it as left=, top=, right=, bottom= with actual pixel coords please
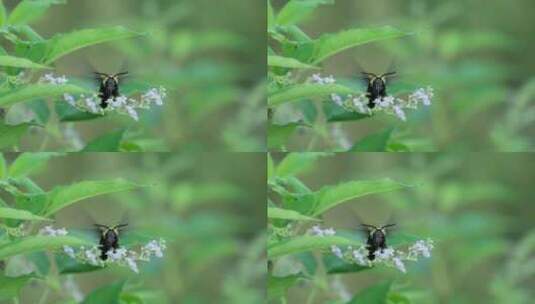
left=0, top=154, right=5, bottom=179
left=267, top=0, right=275, bottom=30
left=8, top=152, right=60, bottom=178
left=268, top=235, right=360, bottom=258
left=276, top=152, right=329, bottom=177
left=0, top=207, right=51, bottom=221
left=312, top=26, right=408, bottom=64
left=268, top=207, right=320, bottom=222
left=0, top=84, right=89, bottom=107
left=323, top=254, right=369, bottom=274
left=347, top=281, right=392, bottom=304
left=56, top=255, right=103, bottom=274
left=276, top=0, right=333, bottom=26
left=7, top=0, right=65, bottom=25
left=0, top=0, right=6, bottom=27
left=269, top=83, right=355, bottom=106
left=267, top=153, right=275, bottom=182
left=44, top=178, right=142, bottom=216
left=324, top=101, right=369, bottom=122
left=268, top=55, right=319, bottom=69
left=0, top=274, right=34, bottom=301
left=42, top=26, right=141, bottom=64
left=55, top=101, right=102, bottom=122
left=350, top=128, right=393, bottom=152
left=312, top=179, right=409, bottom=216
left=27, top=99, right=51, bottom=124
left=82, top=281, right=125, bottom=304
left=0, top=236, right=91, bottom=260
left=0, top=123, right=29, bottom=150
left=268, top=123, right=301, bottom=149
left=0, top=55, right=51, bottom=69
left=268, top=274, right=304, bottom=300
left=81, top=129, right=125, bottom=152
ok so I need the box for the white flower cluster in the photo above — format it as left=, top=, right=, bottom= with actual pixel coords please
left=39, top=73, right=166, bottom=121
left=307, top=224, right=434, bottom=273
left=39, top=225, right=166, bottom=273
left=309, top=73, right=433, bottom=121
left=308, top=224, right=336, bottom=237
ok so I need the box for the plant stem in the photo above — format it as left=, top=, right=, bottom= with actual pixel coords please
left=37, top=288, right=50, bottom=304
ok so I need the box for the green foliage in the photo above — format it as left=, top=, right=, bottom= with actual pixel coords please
left=0, top=274, right=34, bottom=301
left=82, top=281, right=125, bottom=304
left=268, top=1, right=410, bottom=151
left=0, top=123, right=29, bottom=149
left=0, top=55, right=51, bottom=69
left=0, top=236, right=90, bottom=260
left=269, top=83, right=355, bottom=106
left=267, top=55, right=320, bottom=70
left=1, top=1, right=263, bottom=151
left=40, top=26, right=141, bottom=64
left=268, top=235, right=360, bottom=258
left=0, top=84, right=88, bottom=107
left=347, top=281, right=392, bottom=304
left=7, top=0, right=65, bottom=26
left=268, top=153, right=422, bottom=302
left=267, top=206, right=320, bottom=222
left=311, top=26, right=409, bottom=64
left=269, top=0, right=534, bottom=152
left=45, top=178, right=142, bottom=216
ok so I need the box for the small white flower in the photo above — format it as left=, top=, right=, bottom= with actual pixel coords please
left=141, top=87, right=167, bottom=106
left=125, top=257, right=139, bottom=273
left=352, top=249, right=368, bottom=266
left=107, top=247, right=128, bottom=262
left=352, top=96, right=371, bottom=114
left=375, top=247, right=395, bottom=261
left=109, top=95, right=127, bottom=109
left=393, top=105, right=406, bottom=121
left=393, top=257, right=406, bottom=273
left=310, top=225, right=324, bottom=236
left=331, top=94, right=343, bottom=106
left=331, top=245, right=343, bottom=258
left=40, top=73, right=68, bottom=85
left=323, top=227, right=336, bottom=236
left=125, top=106, right=139, bottom=121
left=311, top=73, right=323, bottom=83
left=64, top=94, right=76, bottom=106
left=39, top=225, right=69, bottom=237
left=84, top=97, right=99, bottom=113
left=409, top=87, right=433, bottom=106
left=324, top=75, right=335, bottom=84
left=84, top=248, right=100, bottom=266
left=409, top=239, right=434, bottom=258
left=143, top=240, right=165, bottom=258
left=63, top=246, right=75, bottom=258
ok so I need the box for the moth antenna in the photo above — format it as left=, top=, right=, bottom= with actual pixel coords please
left=381, top=223, right=396, bottom=229
left=360, top=224, right=378, bottom=229
left=361, top=71, right=377, bottom=78
left=115, top=71, right=129, bottom=77
left=381, top=71, right=396, bottom=78
left=115, top=223, right=128, bottom=230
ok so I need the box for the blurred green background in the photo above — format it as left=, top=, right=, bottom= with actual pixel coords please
left=270, top=152, right=534, bottom=303
left=2, top=152, right=266, bottom=304
left=270, top=0, right=535, bottom=151
left=2, top=0, right=266, bottom=151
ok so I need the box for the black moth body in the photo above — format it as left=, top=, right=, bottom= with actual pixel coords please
left=95, top=224, right=127, bottom=260
left=95, top=72, right=128, bottom=109
left=361, top=224, right=395, bottom=260
left=361, top=72, right=396, bottom=109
